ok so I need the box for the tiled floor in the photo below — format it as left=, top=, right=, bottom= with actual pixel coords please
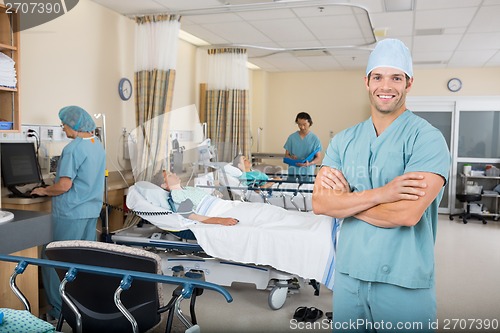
left=167, top=214, right=500, bottom=332
left=57, top=214, right=500, bottom=332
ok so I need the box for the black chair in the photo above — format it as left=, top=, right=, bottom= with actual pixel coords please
left=45, top=240, right=205, bottom=333
left=449, top=193, right=487, bottom=224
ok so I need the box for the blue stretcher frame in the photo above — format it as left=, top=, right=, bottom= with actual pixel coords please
left=0, top=253, right=232, bottom=333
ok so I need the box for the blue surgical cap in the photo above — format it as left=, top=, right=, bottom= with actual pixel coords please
left=366, top=39, right=413, bottom=78
left=59, top=106, right=96, bottom=132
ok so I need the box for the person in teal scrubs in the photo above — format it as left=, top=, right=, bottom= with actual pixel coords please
left=283, top=112, right=322, bottom=180
left=312, top=39, right=451, bottom=332
left=32, top=106, right=106, bottom=320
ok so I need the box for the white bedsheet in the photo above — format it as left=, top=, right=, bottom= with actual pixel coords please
left=126, top=184, right=337, bottom=289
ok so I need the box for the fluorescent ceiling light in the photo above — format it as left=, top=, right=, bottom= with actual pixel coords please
left=246, top=61, right=260, bottom=70
left=179, top=29, right=260, bottom=69
left=384, top=0, right=414, bottom=12
left=179, top=30, right=210, bottom=46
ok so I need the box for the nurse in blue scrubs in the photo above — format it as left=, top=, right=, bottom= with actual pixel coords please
left=283, top=112, right=322, bottom=180
left=32, top=106, right=106, bottom=320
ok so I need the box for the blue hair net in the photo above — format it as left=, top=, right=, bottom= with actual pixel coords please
left=366, top=39, right=413, bottom=78
left=59, top=106, right=96, bottom=132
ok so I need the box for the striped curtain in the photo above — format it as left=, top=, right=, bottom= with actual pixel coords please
left=131, top=14, right=180, bottom=183
left=205, top=48, right=251, bottom=162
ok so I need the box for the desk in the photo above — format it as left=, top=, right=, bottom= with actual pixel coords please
left=1, top=170, right=135, bottom=234
left=0, top=209, right=52, bottom=316
left=105, top=171, right=134, bottom=232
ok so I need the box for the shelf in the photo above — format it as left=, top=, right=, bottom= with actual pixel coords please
left=0, top=43, right=16, bottom=51
left=0, top=86, right=16, bottom=92
left=460, top=173, right=500, bottom=180
left=0, top=6, right=19, bottom=131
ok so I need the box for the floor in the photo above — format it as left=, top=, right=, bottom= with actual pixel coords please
left=57, top=214, right=500, bottom=332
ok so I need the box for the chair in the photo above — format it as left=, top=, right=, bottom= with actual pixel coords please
left=449, top=193, right=487, bottom=224
left=44, top=240, right=203, bottom=333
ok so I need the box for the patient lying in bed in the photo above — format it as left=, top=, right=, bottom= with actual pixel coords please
left=232, top=155, right=282, bottom=188
left=219, top=158, right=314, bottom=210
left=126, top=173, right=338, bottom=289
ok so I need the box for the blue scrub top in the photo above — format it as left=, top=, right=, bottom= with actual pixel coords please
left=284, top=131, right=322, bottom=177
left=322, top=110, right=450, bottom=289
left=52, top=136, right=106, bottom=219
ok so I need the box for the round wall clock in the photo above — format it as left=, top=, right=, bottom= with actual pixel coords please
left=447, top=78, right=462, bottom=92
left=118, top=78, right=132, bottom=100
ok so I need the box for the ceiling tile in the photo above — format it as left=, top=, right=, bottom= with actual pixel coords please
left=89, top=0, right=500, bottom=72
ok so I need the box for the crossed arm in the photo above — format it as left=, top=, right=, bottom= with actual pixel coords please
left=312, top=167, right=445, bottom=228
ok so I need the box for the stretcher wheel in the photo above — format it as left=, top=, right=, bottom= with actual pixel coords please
left=268, top=285, right=288, bottom=310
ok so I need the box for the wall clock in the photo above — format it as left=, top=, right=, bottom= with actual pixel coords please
left=447, top=78, right=462, bottom=92
left=118, top=78, right=132, bottom=101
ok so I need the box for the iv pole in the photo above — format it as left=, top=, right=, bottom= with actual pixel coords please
left=94, top=113, right=109, bottom=242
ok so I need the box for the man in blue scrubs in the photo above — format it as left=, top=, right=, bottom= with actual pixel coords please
left=312, top=39, right=450, bottom=332
left=32, top=105, right=106, bottom=320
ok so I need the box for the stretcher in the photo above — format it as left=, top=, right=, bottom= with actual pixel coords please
left=214, top=164, right=315, bottom=211
left=117, top=182, right=338, bottom=310
left=0, top=249, right=232, bottom=333
left=112, top=223, right=321, bottom=310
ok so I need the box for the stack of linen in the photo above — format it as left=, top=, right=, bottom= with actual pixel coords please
left=0, top=52, right=16, bottom=89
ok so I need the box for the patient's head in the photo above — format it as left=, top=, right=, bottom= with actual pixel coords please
left=162, top=170, right=182, bottom=191
left=232, top=155, right=252, bottom=172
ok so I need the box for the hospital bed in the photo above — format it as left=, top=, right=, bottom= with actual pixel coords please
left=113, top=181, right=338, bottom=311
left=0, top=246, right=232, bottom=333
left=215, top=163, right=315, bottom=211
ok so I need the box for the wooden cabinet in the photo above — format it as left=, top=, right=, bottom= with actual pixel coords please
left=0, top=4, right=20, bottom=131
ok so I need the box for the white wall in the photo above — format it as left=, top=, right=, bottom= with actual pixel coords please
left=20, top=0, right=135, bottom=171
left=17, top=0, right=500, bottom=171
left=252, top=67, right=500, bottom=156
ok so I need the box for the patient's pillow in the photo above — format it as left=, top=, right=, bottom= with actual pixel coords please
left=134, top=181, right=172, bottom=211
left=223, top=164, right=243, bottom=178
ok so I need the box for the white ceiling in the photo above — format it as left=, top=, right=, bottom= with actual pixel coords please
left=90, top=0, right=500, bottom=72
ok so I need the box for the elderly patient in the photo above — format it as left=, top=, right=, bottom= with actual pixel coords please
left=128, top=171, right=337, bottom=285
left=162, top=171, right=238, bottom=226
left=232, top=155, right=281, bottom=188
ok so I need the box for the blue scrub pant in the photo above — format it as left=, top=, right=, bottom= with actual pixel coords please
left=41, top=216, right=98, bottom=318
left=333, top=272, right=436, bottom=333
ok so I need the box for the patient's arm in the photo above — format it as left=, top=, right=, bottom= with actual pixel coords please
left=312, top=167, right=437, bottom=227
left=188, top=213, right=239, bottom=226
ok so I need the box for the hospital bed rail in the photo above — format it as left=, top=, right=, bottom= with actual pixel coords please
left=0, top=253, right=232, bottom=333
left=196, top=183, right=314, bottom=211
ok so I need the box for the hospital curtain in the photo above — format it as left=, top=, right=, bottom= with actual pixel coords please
left=132, top=14, right=180, bottom=183
left=205, top=48, right=251, bottom=162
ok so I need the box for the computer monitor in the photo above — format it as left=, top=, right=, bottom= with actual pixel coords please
left=1, top=142, right=42, bottom=195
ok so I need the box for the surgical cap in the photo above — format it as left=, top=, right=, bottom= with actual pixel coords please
left=366, top=38, right=413, bottom=78
left=59, top=106, right=96, bottom=132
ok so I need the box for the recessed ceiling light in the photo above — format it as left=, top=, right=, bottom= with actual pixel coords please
left=384, top=0, right=414, bottom=12
left=373, top=28, right=388, bottom=38
left=179, top=30, right=210, bottom=46
left=416, top=28, right=444, bottom=36
left=246, top=62, right=260, bottom=70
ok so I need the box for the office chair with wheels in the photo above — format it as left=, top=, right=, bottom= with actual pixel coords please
left=449, top=193, right=487, bottom=224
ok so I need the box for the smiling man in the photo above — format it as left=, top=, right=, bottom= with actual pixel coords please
left=312, top=39, right=451, bottom=332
